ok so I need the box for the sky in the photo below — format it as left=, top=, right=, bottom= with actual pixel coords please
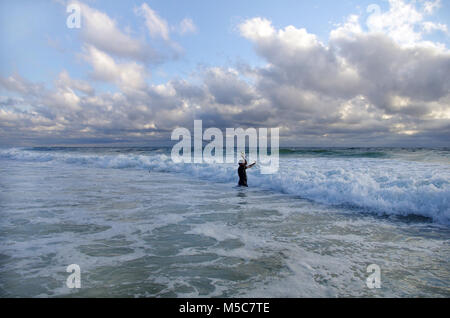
left=0, top=0, right=449, bottom=147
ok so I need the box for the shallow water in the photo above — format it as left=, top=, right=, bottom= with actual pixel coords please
left=0, top=150, right=449, bottom=297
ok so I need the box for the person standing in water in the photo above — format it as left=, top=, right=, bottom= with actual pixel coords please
left=238, top=158, right=256, bottom=187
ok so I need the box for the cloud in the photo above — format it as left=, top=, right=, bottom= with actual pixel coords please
left=0, top=73, right=44, bottom=97
left=422, top=21, right=448, bottom=33
left=178, top=18, right=197, bottom=35
left=134, top=4, right=198, bottom=39
left=239, top=17, right=275, bottom=40
left=71, top=1, right=157, bottom=62
left=239, top=17, right=361, bottom=100
left=82, top=45, right=148, bottom=94
left=67, top=1, right=188, bottom=64
left=135, top=3, right=170, bottom=41
left=0, top=0, right=449, bottom=146
left=133, top=3, right=194, bottom=58
left=56, top=70, right=94, bottom=96
left=362, top=0, right=448, bottom=48
left=234, top=1, right=450, bottom=144
left=204, top=67, right=257, bottom=106
left=423, top=0, right=441, bottom=14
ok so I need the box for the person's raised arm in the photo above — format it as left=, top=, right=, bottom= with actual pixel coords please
left=246, top=162, right=256, bottom=169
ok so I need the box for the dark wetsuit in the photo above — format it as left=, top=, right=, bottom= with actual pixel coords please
left=238, top=165, right=248, bottom=187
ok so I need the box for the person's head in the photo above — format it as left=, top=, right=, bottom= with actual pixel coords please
left=238, top=159, right=245, bottom=166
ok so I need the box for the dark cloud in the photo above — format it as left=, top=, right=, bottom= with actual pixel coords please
left=204, top=68, right=257, bottom=106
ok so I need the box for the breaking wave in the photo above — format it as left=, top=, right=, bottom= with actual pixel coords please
left=1, top=147, right=449, bottom=225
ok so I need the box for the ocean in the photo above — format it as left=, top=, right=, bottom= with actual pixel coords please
left=0, top=147, right=449, bottom=297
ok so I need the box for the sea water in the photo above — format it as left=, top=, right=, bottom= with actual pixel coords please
left=0, top=147, right=449, bottom=297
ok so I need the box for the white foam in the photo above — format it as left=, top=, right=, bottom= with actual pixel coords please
left=1, top=148, right=449, bottom=225
left=186, top=223, right=239, bottom=242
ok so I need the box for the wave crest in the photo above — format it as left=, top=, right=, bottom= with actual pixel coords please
left=1, top=148, right=449, bottom=225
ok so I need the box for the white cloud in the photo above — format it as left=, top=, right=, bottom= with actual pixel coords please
left=71, top=1, right=152, bottom=61
left=0, top=73, right=43, bottom=96
left=422, top=21, right=448, bottom=33
left=235, top=2, right=450, bottom=143
left=178, top=18, right=197, bottom=35
left=239, top=17, right=275, bottom=40
left=135, top=3, right=170, bottom=41
left=423, top=0, right=441, bottom=14
left=56, top=70, right=94, bottom=96
left=82, top=45, right=147, bottom=93
left=330, top=15, right=363, bottom=40
left=362, top=0, right=448, bottom=48
left=46, top=87, right=81, bottom=111
left=67, top=1, right=189, bottom=63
